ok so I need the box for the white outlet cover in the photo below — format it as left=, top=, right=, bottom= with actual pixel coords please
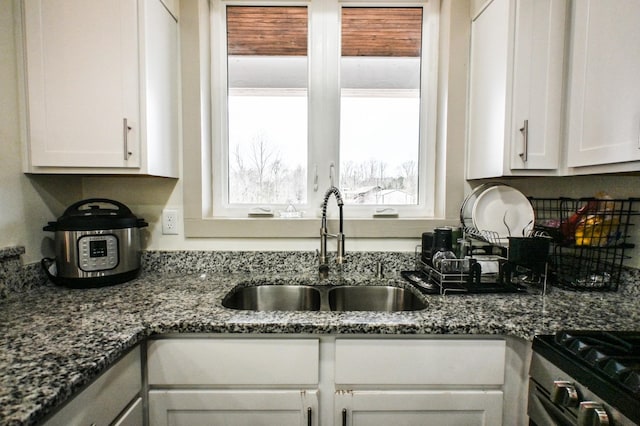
left=162, top=209, right=179, bottom=235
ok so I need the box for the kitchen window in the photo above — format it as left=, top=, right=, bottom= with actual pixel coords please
left=210, top=0, right=438, bottom=220
left=182, top=0, right=463, bottom=238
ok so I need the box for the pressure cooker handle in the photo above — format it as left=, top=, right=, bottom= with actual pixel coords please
left=63, top=198, right=132, bottom=216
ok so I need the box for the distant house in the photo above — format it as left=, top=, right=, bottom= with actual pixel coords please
left=376, top=189, right=416, bottom=204
left=344, top=186, right=416, bottom=204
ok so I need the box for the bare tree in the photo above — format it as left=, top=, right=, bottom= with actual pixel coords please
left=230, top=143, right=251, bottom=203
left=378, top=161, right=387, bottom=187
left=248, top=133, right=277, bottom=202
left=400, top=160, right=416, bottom=179
left=232, top=143, right=245, bottom=174
left=291, top=165, right=306, bottom=203
left=340, top=160, right=357, bottom=190
left=399, top=160, right=417, bottom=196
left=270, top=156, right=284, bottom=200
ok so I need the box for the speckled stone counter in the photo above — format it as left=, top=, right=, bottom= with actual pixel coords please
left=0, top=247, right=46, bottom=299
left=1, top=251, right=640, bottom=425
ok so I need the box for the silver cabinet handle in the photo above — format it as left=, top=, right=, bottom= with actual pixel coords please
left=342, top=408, right=347, bottom=426
left=519, top=119, right=529, bottom=163
left=551, top=380, right=579, bottom=407
left=307, top=407, right=312, bottom=426
left=123, top=118, right=132, bottom=160
left=578, top=401, right=610, bottom=426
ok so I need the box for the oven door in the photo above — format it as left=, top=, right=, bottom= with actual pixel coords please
left=528, top=379, right=576, bottom=426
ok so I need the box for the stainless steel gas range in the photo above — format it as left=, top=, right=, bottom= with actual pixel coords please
left=528, top=331, right=640, bottom=425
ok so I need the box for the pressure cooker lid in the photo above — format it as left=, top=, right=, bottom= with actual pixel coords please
left=43, top=198, right=148, bottom=231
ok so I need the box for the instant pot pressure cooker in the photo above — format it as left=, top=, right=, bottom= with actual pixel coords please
left=42, top=198, right=148, bottom=288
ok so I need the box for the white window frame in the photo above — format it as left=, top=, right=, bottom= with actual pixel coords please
left=181, top=0, right=467, bottom=238
left=211, top=0, right=437, bottom=217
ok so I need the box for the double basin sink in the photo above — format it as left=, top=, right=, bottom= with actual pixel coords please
left=222, top=284, right=427, bottom=312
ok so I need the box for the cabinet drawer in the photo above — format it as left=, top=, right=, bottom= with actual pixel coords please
left=335, top=339, right=505, bottom=385
left=147, top=338, right=319, bottom=385
left=44, top=346, right=141, bottom=426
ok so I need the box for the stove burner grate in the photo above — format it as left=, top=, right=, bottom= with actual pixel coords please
left=553, top=330, right=640, bottom=397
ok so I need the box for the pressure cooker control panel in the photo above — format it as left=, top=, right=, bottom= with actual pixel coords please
left=78, top=235, right=118, bottom=272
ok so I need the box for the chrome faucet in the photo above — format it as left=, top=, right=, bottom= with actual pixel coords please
left=319, top=186, right=345, bottom=277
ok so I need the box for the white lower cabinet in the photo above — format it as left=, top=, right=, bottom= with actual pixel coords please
left=149, top=390, right=318, bottom=426
left=146, top=338, right=319, bottom=385
left=334, top=339, right=505, bottom=386
left=147, top=338, right=320, bottom=426
left=43, top=346, right=141, bottom=426
left=335, top=390, right=503, bottom=426
left=334, top=339, right=505, bottom=426
left=146, top=336, right=507, bottom=426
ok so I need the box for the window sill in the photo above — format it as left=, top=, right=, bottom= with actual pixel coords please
left=184, top=217, right=458, bottom=238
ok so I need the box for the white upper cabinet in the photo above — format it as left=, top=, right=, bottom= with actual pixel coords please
left=23, top=0, right=179, bottom=177
left=566, top=0, right=640, bottom=172
left=467, top=0, right=567, bottom=179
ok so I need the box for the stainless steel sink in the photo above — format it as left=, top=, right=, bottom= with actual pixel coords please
left=222, top=285, right=322, bottom=311
left=328, top=285, right=427, bottom=312
left=222, top=283, right=427, bottom=312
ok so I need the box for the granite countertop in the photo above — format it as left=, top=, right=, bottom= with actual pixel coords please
left=1, top=271, right=640, bottom=426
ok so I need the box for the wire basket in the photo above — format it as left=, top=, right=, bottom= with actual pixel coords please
left=528, top=197, right=638, bottom=291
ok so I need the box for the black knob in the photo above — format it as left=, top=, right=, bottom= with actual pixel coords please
left=551, top=381, right=579, bottom=407
left=578, top=401, right=610, bottom=426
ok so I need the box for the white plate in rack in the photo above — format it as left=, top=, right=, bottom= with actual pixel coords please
left=460, top=183, right=496, bottom=230
left=471, top=185, right=534, bottom=242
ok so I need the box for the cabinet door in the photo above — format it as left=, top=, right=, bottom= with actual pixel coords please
left=467, top=0, right=565, bottom=178
left=141, top=0, right=179, bottom=177
left=467, top=0, right=510, bottom=179
left=335, top=390, right=503, bottom=426
left=567, top=0, right=640, bottom=167
left=44, top=347, right=141, bottom=426
left=149, top=390, right=318, bottom=426
left=510, top=0, right=565, bottom=170
left=24, top=0, right=140, bottom=168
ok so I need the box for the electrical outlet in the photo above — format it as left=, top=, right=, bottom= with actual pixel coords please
left=162, top=209, right=179, bottom=235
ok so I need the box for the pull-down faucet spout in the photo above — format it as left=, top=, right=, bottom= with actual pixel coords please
left=319, top=186, right=345, bottom=276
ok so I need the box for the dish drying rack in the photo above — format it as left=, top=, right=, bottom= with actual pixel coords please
left=403, top=246, right=525, bottom=295
left=462, top=225, right=548, bottom=247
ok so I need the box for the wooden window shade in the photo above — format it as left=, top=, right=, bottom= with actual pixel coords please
left=226, top=6, right=308, bottom=56
left=342, top=8, right=423, bottom=57
left=226, top=6, right=422, bottom=57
